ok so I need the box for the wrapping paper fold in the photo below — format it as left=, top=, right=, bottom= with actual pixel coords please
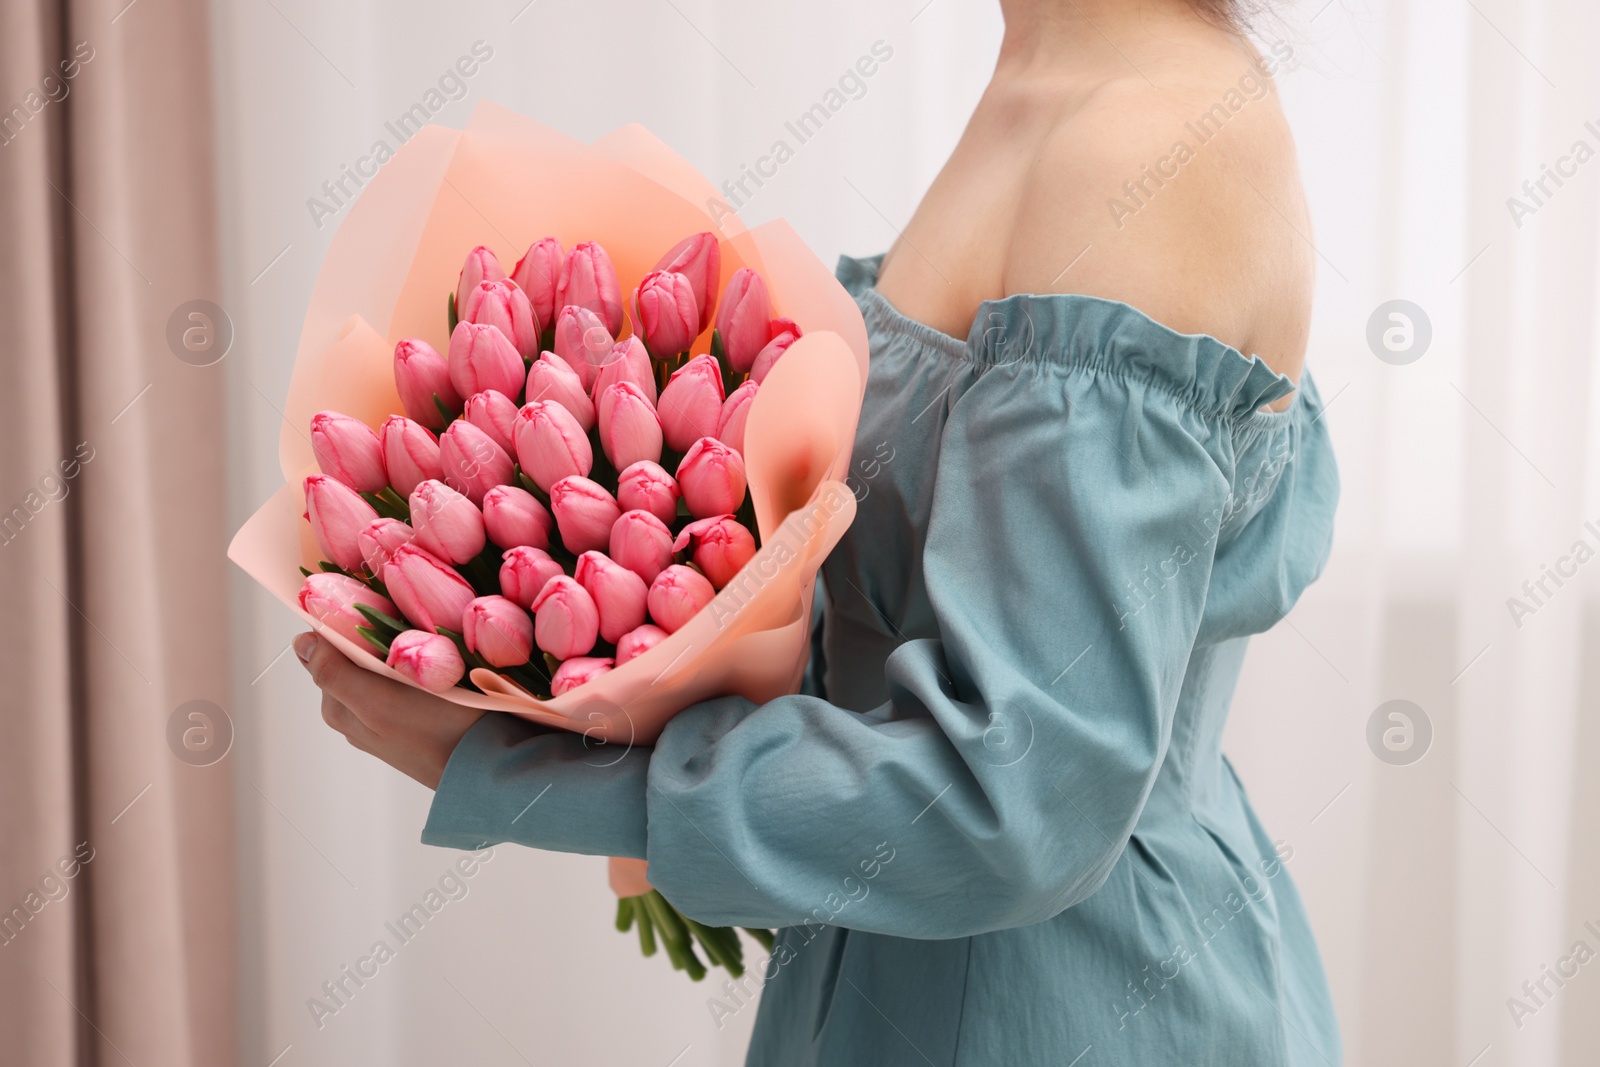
left=229, top=101, right=869, bottom=751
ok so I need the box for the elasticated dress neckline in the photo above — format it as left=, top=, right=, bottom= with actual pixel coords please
left=837, top=251, right=1302, bottom=424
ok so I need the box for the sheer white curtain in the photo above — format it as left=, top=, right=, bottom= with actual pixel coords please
left=211, top=0, right=1599, bottom=1064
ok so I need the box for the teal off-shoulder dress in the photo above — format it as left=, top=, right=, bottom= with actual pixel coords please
left=423, top=252, right=1343, bottom=1066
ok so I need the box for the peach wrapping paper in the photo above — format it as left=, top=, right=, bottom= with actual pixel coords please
left=228, top=103, right=868, bottom=895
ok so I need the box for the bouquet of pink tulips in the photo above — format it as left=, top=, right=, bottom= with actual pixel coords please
left=229, top=103, right=869, bottom=982
left=296, top=233, right=798, bottom=702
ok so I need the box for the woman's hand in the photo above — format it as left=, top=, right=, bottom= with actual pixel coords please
left=294, top=632, right=485, bottom=789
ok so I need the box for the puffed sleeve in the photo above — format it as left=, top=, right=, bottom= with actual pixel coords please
left=424, top=349, right=1248, bottom=938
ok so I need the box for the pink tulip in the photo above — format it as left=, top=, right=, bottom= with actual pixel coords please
left=380, top=416, right=442, bottom=497
left=463, top=389, right=520, bottom=455
left=614, top=624, right=668, bottom=666
left=499, top=545, right=565, bottom=610
left=298, top=573, right=399, bottom=648
left=463, top=595, right=534, bottom=668
left=717, top=380, right=757, bottom=454
left=310, top=411, right=387, bottom=493
left=531, top=575, right=600, bottom=659
left=448, top=321, right=525, bottom=402
left=552, top=305, right=613, bottom=390
left=657, top=353, right=725, bottom=452
left=481, top=485, right=552, bottom=550
left=358, top=517, right=414, bottom=575
left=597, top=381, right=663, bottom=471
left=551, top=656, right=614, bottom=696
left=304, top=474, right=380, bottom=572
left=676, top=437, right=747, bottom=518
left=549, top=476, right=621, bottom=555
left=438, top=420, right=513, bottom=505
left=524, top=352, right=596, bottom=432
left=609, top=509, right=674, bottom=584
left=647, top=565, right=715, bottom=634
left=575, top=551, right=649, bottom=644
left=673, top=515, right=756, bottom=589
left=557, top=241, right=624, bottom=336
left=632, top=270, right=699, bottom=359
left=456, top=245, right=506, bottom=318
left=750, top=322, right=800, bottom=384
left=512, top=237, right=564, bottom=333
left=615, top=460, right=681, bottom=526
left=394, top=338, right=461, bottom=430
left=590, top=335, right=656, bottom=405
left=382, top=544, right=477, bottom=634
left=513, top=400, right=593, bottom=493
left=652, top=232, right=721, bottom=332
left=408, top=479, right=486, bottom=565
left=463, top=278, right=539, bottom=359
left=387, top=629, right=466, bottom=693
left=716, top=267, right=771, bottom=372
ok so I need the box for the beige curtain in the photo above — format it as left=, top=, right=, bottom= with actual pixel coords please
left=0, top=1, right=235, bottom=1064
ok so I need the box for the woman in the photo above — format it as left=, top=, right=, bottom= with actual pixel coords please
left=295, top=0, right=1341, bottom=1062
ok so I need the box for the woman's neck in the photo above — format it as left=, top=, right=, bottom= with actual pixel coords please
left=994, top=0, right=1237, bottom=81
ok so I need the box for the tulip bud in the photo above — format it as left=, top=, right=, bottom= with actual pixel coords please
left=298, top=573, right=399, bottom=648
left=575, top=551, right=649, bottom=644
left=463, top=594, right=535, bottom=668
left=647, top=564, right=715, bottom=634
left=673, top=515, right=757, bottom=590
left=531, top=575, right=600, bottom=660
left=456, top=245, right=506, bottom=319
left=512, top=237, right=563, bottom=334
left=676, top=437, right=747, bottom=518
left=524, top=352, right=596, bottom=432
left=553, top=305, right=613, bottom=391
left=551, top=656, right=614, bottom=696
left=652, top=232, right=721, bottom=332
left=548, top=476, right=621, bottom=555
left=448, top=320, right=525, bottom=402
left=557, top=240, right=624, bottom=336
left=615, top=460, right=680, bottom=526
left=408, top=479, right=486, bottom=565
left=657, top=353, right=725, bottom=452
left=394, top=338, right=461, bottom=430
left=750, top=322, right=800, bottom=384
left=304, top=474, right=380, bottom=572
left=513, top=400, right=593, bottom=493
left=311, top=411, right=387, bottom=493
left=716, top=267, right=771, bottom=372
left=358, top=517, right=414, bottom=575
left=499, top=544, right=563, bottom=609
left=614, top=624, right=668, bottom=666
left=609, top=509, right=674, bottom=584
left=481, top=485, right=552, bottom=550
left=590, top=335, right=656, bottom=406
left=463, top=389, right=520, bottom=455
left=382, top=544, right=477, bottom=634
left=717, top=380, right=757, bottom=454
left=463, top=278, right=539, bottom=359
left=439, top=419, right=514, bottom=506
left=387, top=629, right=466, bottom=692
left=632, top=270, right=699, bottom=360
left=597, top=381, right=663, bottom=471
left=379, top=415, right=442, bottom=498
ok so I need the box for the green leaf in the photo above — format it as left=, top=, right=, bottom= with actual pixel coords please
left=356, top=625, right=392, bottom=657
left=742, top=927, right=776, bottom=953
left=299, top=566, right=313, bottom=578
left=354, top=602, right=408, bottom=635
left=318, top=560, right=353, bottom=577
left=447, top=290, right=458, bottom=333
left=433, top=393, right=456, bottom=428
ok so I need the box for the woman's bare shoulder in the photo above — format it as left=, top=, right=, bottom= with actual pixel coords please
left=1002, top=57, right=1312, bottom=382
